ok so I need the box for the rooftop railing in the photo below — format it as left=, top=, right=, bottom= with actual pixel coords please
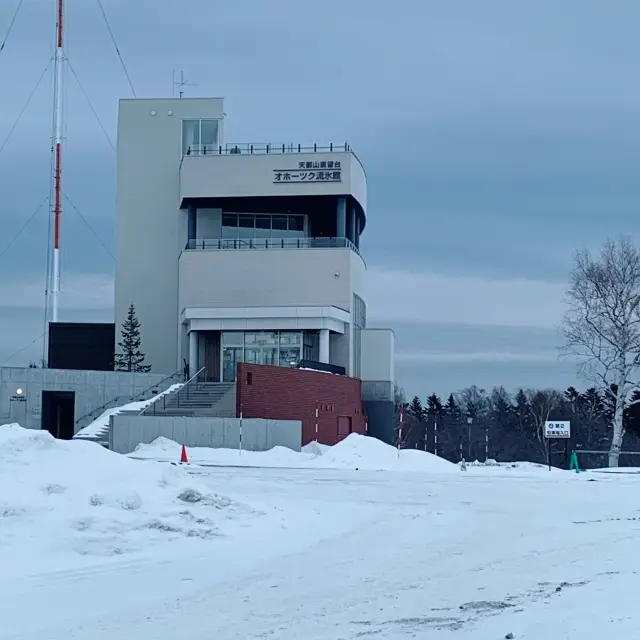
left=182, top=142, right=351, bottom=157
left=185, top=236, right=359, bottom=253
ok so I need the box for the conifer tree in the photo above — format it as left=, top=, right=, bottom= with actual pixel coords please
left=115, top=303, right=151, bottom=372
left=408, top=396, right=425, bottom=422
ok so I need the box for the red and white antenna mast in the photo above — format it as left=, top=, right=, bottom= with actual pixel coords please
left=50, top=0, right=65, bottom=323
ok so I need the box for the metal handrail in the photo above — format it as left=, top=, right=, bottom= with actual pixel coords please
left=183, top=142, right=350, bottom=157
left=141, top=366, right=207, bottom=415
left=185, top=236, right=359, bottom=253
left=75, top=368, right=184, bottom=426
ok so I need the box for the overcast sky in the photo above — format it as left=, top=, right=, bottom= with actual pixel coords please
left=1, top=0, right=638, bottom=398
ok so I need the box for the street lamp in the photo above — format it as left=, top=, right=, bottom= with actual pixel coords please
left=467, top=416, right=473, bottom=460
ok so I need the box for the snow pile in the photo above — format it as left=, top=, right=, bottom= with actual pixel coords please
left=0, top=424, right=259, bottom=566
left=301, top=440, right=331, bottom=456
left=74, top=383, right=183, bottom=441
left=313, top=434, right=456, bottom=472
left=135, top=433, right=456, bottom=473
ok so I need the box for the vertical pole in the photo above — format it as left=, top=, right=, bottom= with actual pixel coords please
left=51, top=0, right=65, bottom=324
left=485, top=427, right=489, bottom=462
left=434, top=415, right=438, bottom=456
left=547, top=437, right=551, bottom=471
left=315, top=400, right=319, bottom=441
left=398, top=406, right=403, bottom=458
left=239, top=404, right=243, bottom=456
left=364, top=416, right=368, bottom=436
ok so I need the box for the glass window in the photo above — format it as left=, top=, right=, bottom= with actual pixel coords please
left=254, top=215, right=270, bottom=245
left=289, top=215, right=304, bottom=232
left=279, top=347, right=300, bottom=368
left=222, top=213, right=238, bottom=239
left=238, top=215, right=254, bottom=240
left=245, top=348, right=261, bottom=364
left=280, top=331, right=301, bottom=346
left=303, top=331, right=319, bottom=361
left=182, top=120, right=200, bottom=155
left=222, top=213, right=237, bottom=228
left=255, top=215, right=270, bottom=231
left=222, top=331, right=243, bottom=346
left=263, top=347, right=278, bottom=367
left=244, top=332, right=256, bottom=345
left=272, top=215, right=287, bottom=232
left=238, top=214, right=254, bottom=228
left=200, top=120, right=219, bottom=154
left=254, top=331, right=277, bottom=346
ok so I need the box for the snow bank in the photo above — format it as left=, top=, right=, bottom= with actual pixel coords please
left=301, top=440, right=331, bottom=456
left=313, top=434, right=456, bottom=472
left=74, top=383, right=183, bottom=440
left=135, top=433, right=456, bottom=473
left=472, top=460, right=565, bottom=473
left=0, top=424, right=259, bottom=566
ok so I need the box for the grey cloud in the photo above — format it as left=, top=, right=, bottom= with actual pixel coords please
left=1, top=0, right=637, bottom=393
left=397, top=359, right=579, bottom=400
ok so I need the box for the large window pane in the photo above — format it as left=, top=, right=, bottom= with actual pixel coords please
left=263, top=347, right=278, bottom=366
left=200, top=119, right=219, bottom=154
left=279, top=331, right=301, bottom=346
left=182, top=120, right=200, bottom=155
left=254, top=215, right=270, bottom=245
left=303, top=331, right=319, bottom=361
left=222, top=213, right=238, bottom=239
left=254, top=331, right=277, bottom=346
left=245, top=348, right=261, bottom=364
left=222, top=331, right=243, bottom=346
left=238, top=214, right=255, bottom=240
left=288, top=215, right=304, bottom=232
left=272, top=215, right=287, bottom=232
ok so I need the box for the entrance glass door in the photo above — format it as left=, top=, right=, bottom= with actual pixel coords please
left=222, top=347, right=243, bottom=383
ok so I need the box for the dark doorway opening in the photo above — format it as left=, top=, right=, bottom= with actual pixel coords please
left=41, top=391, right=76, bottom=440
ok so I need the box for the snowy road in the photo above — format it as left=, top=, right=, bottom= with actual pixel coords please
left=3, top=466, right=640, bottom=639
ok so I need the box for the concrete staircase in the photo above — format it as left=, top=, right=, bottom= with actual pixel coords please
left=142, top=382, right=236, bottom=418
left=74, top=409, right=142, bottom=449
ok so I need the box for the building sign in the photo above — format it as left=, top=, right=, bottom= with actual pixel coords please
left=274, top=160, right=343, bottom=183
left=9, top=395, right=26, bottom=403
left=544, top=421, right=570, bottom=439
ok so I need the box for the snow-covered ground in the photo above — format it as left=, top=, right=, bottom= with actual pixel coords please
left=2, top=424, right=640, bottom=639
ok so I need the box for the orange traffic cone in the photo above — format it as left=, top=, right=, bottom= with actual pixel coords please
left=180, top=444, right=189, bottom=464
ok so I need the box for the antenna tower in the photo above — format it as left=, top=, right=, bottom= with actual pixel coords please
left=47, top=0, right=65, bottom=328
left=172, top=70, right=197, bottom=98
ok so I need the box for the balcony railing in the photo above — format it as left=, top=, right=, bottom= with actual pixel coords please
left=182, top=142, right=351, bottom=157
left=185, top=236, right=359, bottom=253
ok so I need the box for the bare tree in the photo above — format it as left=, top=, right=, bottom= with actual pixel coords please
left=456, top=385, right=489, bottom=423
left=563, top=237, right=640, bottom=466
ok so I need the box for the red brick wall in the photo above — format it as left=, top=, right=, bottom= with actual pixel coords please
left=236, top=363, right=366, bottom=446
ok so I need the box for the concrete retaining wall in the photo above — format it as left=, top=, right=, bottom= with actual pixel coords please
left=110, top=415, right=302, bottom=454
left=0, top=367, right=177, bottom=433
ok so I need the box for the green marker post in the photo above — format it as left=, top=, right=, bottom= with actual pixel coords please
left=569, top=450, right=581, bottom=473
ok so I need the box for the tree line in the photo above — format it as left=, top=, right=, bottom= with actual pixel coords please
left=397, top=385, right=640, bottom=469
